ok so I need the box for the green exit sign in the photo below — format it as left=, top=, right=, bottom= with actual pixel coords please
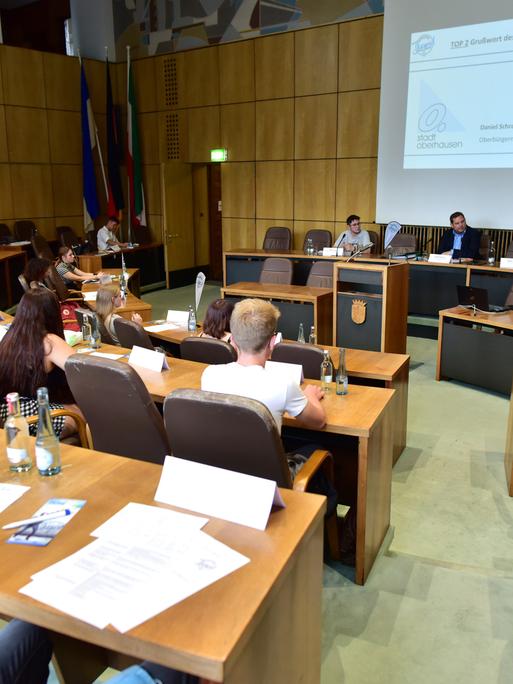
left=210, top=148, right=228, bottom=162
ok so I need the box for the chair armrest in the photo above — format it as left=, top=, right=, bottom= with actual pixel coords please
left=26, top=410, right=90, bottom=449
left=292, top=448, right=333, bottom=492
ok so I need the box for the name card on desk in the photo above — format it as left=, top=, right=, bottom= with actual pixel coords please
left=129, top=345, right=169, bottom=372
left=166, top=310, right=189, bottom=327
left=500, top=258, right=513, bottom=269
left=265, top=359, right=304, bottom=385
left=155, top=456, right=285, bottom=531
left=428, top=253, right=452, bottom=264
left=322, top=247, right=340, bottom=256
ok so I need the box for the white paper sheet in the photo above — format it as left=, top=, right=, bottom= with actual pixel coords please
left=155, top=456, right=285, bottom=531
left=0, top=483, right=30, bottom=514
left=166, top=310, right=189, bottom=327
left=265, top=359, right=303, bottom=386
left=145, top=323, right=179, bottom=333
left=499, top=258, right=513, bottom=269
left=428, top=253, right=452, bottom=264
left=82, top=291, right=97, bottom=302
left=128, top=345, right=169, bottom=372
left=90, top=352, right=125, bottom=360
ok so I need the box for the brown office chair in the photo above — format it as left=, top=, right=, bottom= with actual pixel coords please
left=0, top=223, right=13, bottom=244
left=262, top=226, right=292, bottom=251
left=97, top=316, right=116, bottom=345
left=506, top=240, right=513, bottom=258
left=259, top=257, right=293, bottom=285
left=31, top=234, right=54, bottom=260
left=133, top=225, right=152, bottom=244
left=367, top=229, right=379, bottom=254
left=163, top=388, right=339, bottom=557
left=45, top=265, right=83, bottom=303
left=303, top=229, right=332, bottom=252
left=180, top=336, right=237, bottom=364
left=57, top=226, right=82, bottom=248
left=271, top=342, right=324, bottom=380
left=388, top=233, right=417, bottom=256
left=13, top=220, right=37, bottom=241
left=306, top=261, right=333, bottom=288
left=478, top=233, right=489, bottom=261
left=113, top=317, right=155, bottom=350
left=65, top=354, right=170, bottom=463
left=505, top=285, right=513, bottom=307
left=17, top=274, right=30, bottom=293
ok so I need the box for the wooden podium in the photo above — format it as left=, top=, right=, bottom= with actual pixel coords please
left=334, top=262, right=409, bottom=353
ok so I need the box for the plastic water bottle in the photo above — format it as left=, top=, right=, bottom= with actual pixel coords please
left=488, top=241, right=495, bottom=266
left=320, top=350, right=333, bottom=392
left=90, top=315, right=101, bottom=349
left=305, top=238, right=314, bottom=255
left=4, top=392, right=32, bottom=472
left=297, top=323, right=305, bottom=343
left=308, top=325, right=316, bottom=345
left=336, top=347, right=348, bottom=396
left=188, top=305, right=197, bottom=332
left=35, top=387, right=61, bottom=477
left=82, top=316, right=92, bottom=344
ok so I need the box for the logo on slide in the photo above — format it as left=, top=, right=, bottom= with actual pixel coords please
left=418, top=103, right=447, bottom=132
left=412, top=34, right=435, bottom=56
left=416, top=82, right=465, bottom=134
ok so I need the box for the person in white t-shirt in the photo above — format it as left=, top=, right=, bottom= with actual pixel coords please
left=97, top=217, right=129, bottom=252
left=334, top=214, right=371, bottom=253
left=201, top=298, right=325, bottom=433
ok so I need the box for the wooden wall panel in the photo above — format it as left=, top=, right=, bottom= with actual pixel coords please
left=159, top=110, right=188, bottom=162
left=192, top=164, right=210, bottom=265
left=339, top=16, right=383, bottom=92
left=295, top=25, right=338, bottom=97
left=154, top=53, right=183, bottom=110
left=256, top=218, right=293, bottom=249
left=48, top=110, right=81, bottom=164
left=295, top=94, right=337, bottom=159
left=221, top=102, right=255, bottom=161
left=55, top=216, right=84, bottom=235
left=219, top=41, right=255, bottom=104
left=187, top=106, right=220, bottom=162
left=51, top=165, right=82, bottom=217
left=337, top=90, right=380, bottom=158
left=293, top=220, right=335, bottom=250
left=0, top=164, right=13, bottom=217
left=221, top=162, right=255, bottom=218
left=139, top=112, right=160, bottom=164
left=0, top=56, right=3, bottom=104
left=0, top=106, right=7, bottom=162
left=43, top=53, right=80, bottom=111
left=141, top=164, right=161, bottom=216
left=5, top=106, right=49, bottom=163
left=11, top=164, right=53, bottom=218
left=183, top=48, right=219, bottom=107
left=222, top=218, right=255, bottom=250
left=255, top=161, right=293, bottom=219
left=336, top=158, right=377, bottom=222
left=255, top=33, right=294, bottom=101
left=148, top=214, right=162, bottom=243
left=255, top=98, right=294, bottom=161
left=0, top=46, right=45, bottom=107
left=294, top=160, right=336, bottom=222
left=132, top=58, right=157, bottom=113
left=83, top=59, right=106, bottom=114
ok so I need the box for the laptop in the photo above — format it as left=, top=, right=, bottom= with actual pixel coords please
left=456, top=285, right=509, bottom=313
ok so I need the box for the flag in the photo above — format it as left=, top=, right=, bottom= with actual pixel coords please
left=126, top=49, right=146, bottom=227
left=106, top=57, right=124, bottom=218
left=80, top=64, right=100, bottom=229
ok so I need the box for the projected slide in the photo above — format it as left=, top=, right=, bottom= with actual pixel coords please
left=404, top=18, right=513, bottom=169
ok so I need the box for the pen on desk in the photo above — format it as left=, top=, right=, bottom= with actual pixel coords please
left=2, top=509, right=72, bottom=530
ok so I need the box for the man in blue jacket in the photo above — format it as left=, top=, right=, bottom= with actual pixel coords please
left=437, top=211, right=481, bottom=262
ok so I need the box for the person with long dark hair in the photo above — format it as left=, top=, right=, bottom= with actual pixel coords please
left=22, top=257, right=52, bottom=290
left=0, top=289, right=82, bottom=438
left=198, top=299, right=234, bottom=342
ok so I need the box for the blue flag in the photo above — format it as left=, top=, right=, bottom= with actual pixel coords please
left=80, top=64, right=100, bottom=228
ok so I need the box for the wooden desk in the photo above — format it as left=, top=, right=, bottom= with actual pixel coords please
left=0, top=434, right=325, bottom=683
left=78, top=243, right=165, bottom=291
left=436, top=306, right=513, bottom=394
left=82, top=269, right=152, bottom=322
left=0, top=248, right=27, bottom=309
left=89, top=348, right=394, bottom=584
left=221, top=281, right=333, bottom=345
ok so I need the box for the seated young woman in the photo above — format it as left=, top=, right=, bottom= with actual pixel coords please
left=0, top=289, right=83, bottom=439
left=55, top=246, right=103, bottom=288
left=95, top=282, right=142, bottom=345
left=23, top=257, right=53, bottom=290
left=198, top=299, right=234, bottom=343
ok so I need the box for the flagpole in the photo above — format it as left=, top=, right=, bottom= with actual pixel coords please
left=78, top=53, right=88, bottom=233
left=126, top=45, right=132, bottom=244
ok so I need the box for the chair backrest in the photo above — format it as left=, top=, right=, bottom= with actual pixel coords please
left=262, top=226, right=292, bottom=251
left=303, top=229, right=332, bottom=252
left=505, top=285, right=513, bottom=307
left=389, top=233, right=417, bottom=256
left=65, top=354, right=169, bottom=463
left=133, top=225, right=152, bottom=244
left=163, top=388, right=293, bottom=488
left=479, top=233, right=489, bottom=260
left=306, top=261, right=333, bottom=288
left=18, top=274, right=29, bottom=293
left=259, top=257, right=293, bottom=285
left=46, top=264, right=72, bottom=301
left=57, top=226, right=81, bottom=248
left=113, top=317, right=155, bottom=350
left=13, top=220, right=36, bottom=241
left=97, top=315, right=116, bottom=345
left=271, top=342, right=324, bottom=380
left=367, top=229, right=379, bottom=254
left=180, top=336, right=237, bottom=364
left=0, top=223, right=12, bottom=242
left=506, top=240, right=513, bottom=258
left=31, top=234, right=54, bottom=260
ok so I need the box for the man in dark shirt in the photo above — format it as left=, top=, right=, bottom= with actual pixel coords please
left=437, top=211, right=481, bottom=262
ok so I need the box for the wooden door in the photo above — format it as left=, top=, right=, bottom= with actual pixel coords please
left=161, top=161, right=195, bottom=279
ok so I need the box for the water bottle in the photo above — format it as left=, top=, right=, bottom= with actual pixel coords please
left=35, top=387, right=61, bottom=476
left=90, top=315, right=101, bottom=349
left=188, top=305, right=197, bottom=332
left=336, top=347, right=348, bottom=396
left=4, top=392, right=32, bottom=472
left=320, top=350, right=333, bottom=392
left=82, top=315, right=92, bottom=344
left=305, top=238, right=314, bottom=256
left=297, top=323, right=305, bottom=343
left=308, top=325, right=316, bottom=345
left=488, top=241, right=495, bottom=266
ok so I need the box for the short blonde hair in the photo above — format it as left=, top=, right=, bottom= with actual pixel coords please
left=230, top=298, right=280, bottom=353
left=95, top=283, right=120, bottom=320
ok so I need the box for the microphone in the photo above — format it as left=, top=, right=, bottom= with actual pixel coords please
left=346, top=243, right=374, bottom=262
